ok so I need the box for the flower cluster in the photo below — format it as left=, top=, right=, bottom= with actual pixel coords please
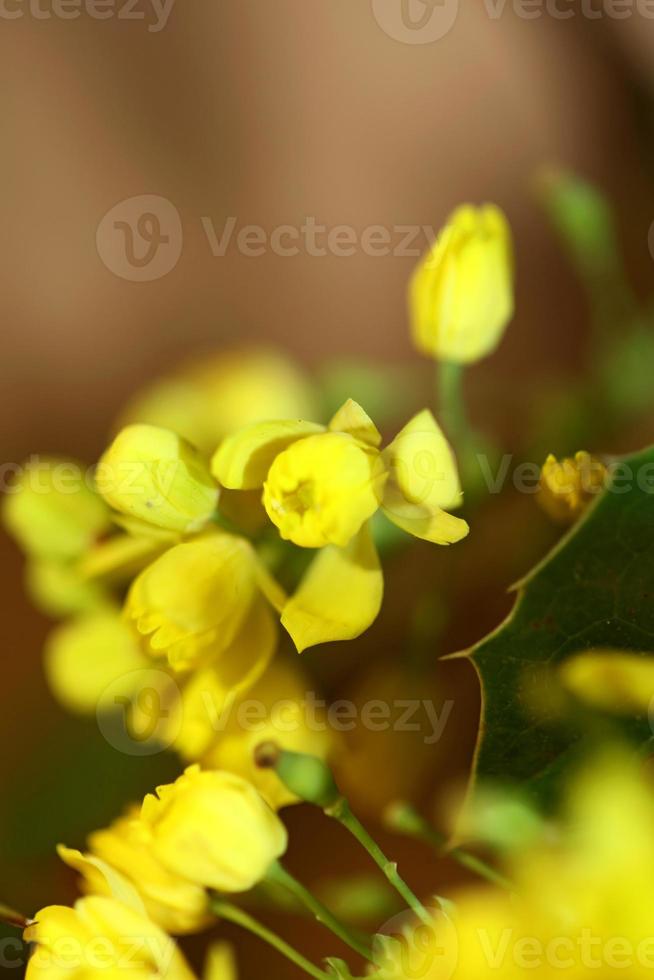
left=26, top=766, right=287, bottom=979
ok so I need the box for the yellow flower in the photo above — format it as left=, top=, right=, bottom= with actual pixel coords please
left=25, top=559, right=106, bottom=618
left=96, top=425, right=218, bottom=533
left=409, top=204, right=514, bottom=364
left=44, top=606, right=150, bottom=715
left=3, top=457, right=110, bottom=561
left=213, top=400, right=469, bottom=651
left=263, top=431, right=382, bottom=548
left=384, top=750, right=654, bottom=980
left=118, top=348, right=317, bottom=453
left=538, top=450, right=607, bottom=525
left=125, top=530, right=278, bottom=673
left=141, top=766, right=287, bottom=892
left=60, top=812, right=210, bottom=935
left=24, top=895, right=195, bottom=980
left=198, top=658, right=333, bottom=810
left=559, top=649, right=654, bottom=714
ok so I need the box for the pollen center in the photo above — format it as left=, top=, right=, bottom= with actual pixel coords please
left=279, top=480, right=316, bottom=517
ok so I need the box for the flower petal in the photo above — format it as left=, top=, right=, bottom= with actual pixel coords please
left=382, top=409, right=462, bottom=512
left=382, top=486, right=469, bottom=545
left=282, top=525, right=383, bottom=653
left=171, top=598, right=277, bottom=761
left=211, top=420, right=324, bottom=490
left=328, top=398, right=381, bottom=447
left=204, top=943, right=238, bottom=980
left=57, top=846, right=146, bottom=914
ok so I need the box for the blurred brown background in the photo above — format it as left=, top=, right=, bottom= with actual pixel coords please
left=3, top=2, right=654, bottom=976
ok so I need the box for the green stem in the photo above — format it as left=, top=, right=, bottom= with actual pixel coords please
left=267, top=862, right=373, bottom=962
left=437, top=361, right=467, bottom=449
left=325, top=799, right=432, bottom=927
left=210, top=898, right=331, bottom=980
left=385, top=803, right=512, bottom=891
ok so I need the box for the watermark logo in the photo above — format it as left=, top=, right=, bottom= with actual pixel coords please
left=374, top=907, right=459, bottom=980
left=96, top=668, right=181, bottom=756
left=371, top=0, right=459, bottom=44
left=0, top=0, right=176, bottom=31
left=96, top=195, right=182, bottom=282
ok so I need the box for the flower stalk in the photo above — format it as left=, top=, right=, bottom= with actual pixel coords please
left=210, top=897, right=332, bottom=980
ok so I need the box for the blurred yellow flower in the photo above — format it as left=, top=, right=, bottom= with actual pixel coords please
left=199, top=658, right=333, bottom=810
left=409, top=204, right=514, bottom=364
left=380, top=750, right=654, bottom=980
left=24, top=895, right=195, bottom=980
left=559, top=649, right=654, bottom=714
left=119, top=348, right=317, bottom=453
left=213, top=399, right=468, bottom=651
left=538, top=450, right=607, bottom=525
left=44, top=606, right=150, bottom=715
left=3, top=457, right=110, bottom=561
left=96, top=425, right=218, bottom=534
left=141, top=766, right=287, bottom=893
left=25, top=558, right=107, bottom=618
left=60, top=812, right=210, bottom=935
left=125, top=531, right=277, bottom=673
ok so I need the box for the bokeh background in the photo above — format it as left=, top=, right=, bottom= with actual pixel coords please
left=3, top=2, right=654, bottom=976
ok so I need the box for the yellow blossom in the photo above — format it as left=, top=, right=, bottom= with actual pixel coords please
left=141, top=766, right=287, bottom=892
left=44, top=606, right=150, bottom=715
left=381, top=750, right=654, bottom=980
left=24, top=895, right=195, bottom=980
left=198, top=658, right=333, bottom=810
left=125, top=531, right=277, bottom=673
left=119, top=348, right=317, bottom=453
left=96, top=425, right=218, bottom=533
left=3, top=457, right=110, bottom=561
left=409, top=204, right=514, bottom=364
left=212, top=399, right=468, bottom=651
left=538, top=450, right=607, bottom=525
left=559, top=649, right=654, bottom=714
left=60, top=811, right=210, bottom=935
left=25, top=559, right=106, bottom=618
left=263, top=431, right=382, bottom=548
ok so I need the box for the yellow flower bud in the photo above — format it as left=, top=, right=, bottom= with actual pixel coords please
left=538, top=451, right=607, bottom=525
left=3, top=457, right=110, bottom=561
left=263, top=431, right=383, bottom=548
left=141, top=766, right=287, bottom=892
left=96, top=425, right=218, bottom=533
left=125, top=532, right=265, bottom=672
left=61, top=810, right=210, bottom=935
left=24, top=896, right=195, bottom=980
left=409, top=203, right=514, bottom=364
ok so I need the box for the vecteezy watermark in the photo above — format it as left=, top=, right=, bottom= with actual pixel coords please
left=95, top=197, right=441, bottom=280
left=26, top=934, right=175, bottom=972
left=374, top=910, right=654, bottom=980
left=375, top=906, right=459, bottom=980
left=371, top=0, right=460, bottom=44
left=198, top=692, right=454, bottom=746
left=96, top=195, right=183, bottom=282
left=371, top=0, right=654, bottom=45
left=0, top=0, right=175, bottom=30
left=98, top=684, right=455, bottom=756
left=97, top=668, right=182, bottom=756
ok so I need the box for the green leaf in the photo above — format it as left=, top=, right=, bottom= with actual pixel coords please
left=464, top=444, right=654, bottom=810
